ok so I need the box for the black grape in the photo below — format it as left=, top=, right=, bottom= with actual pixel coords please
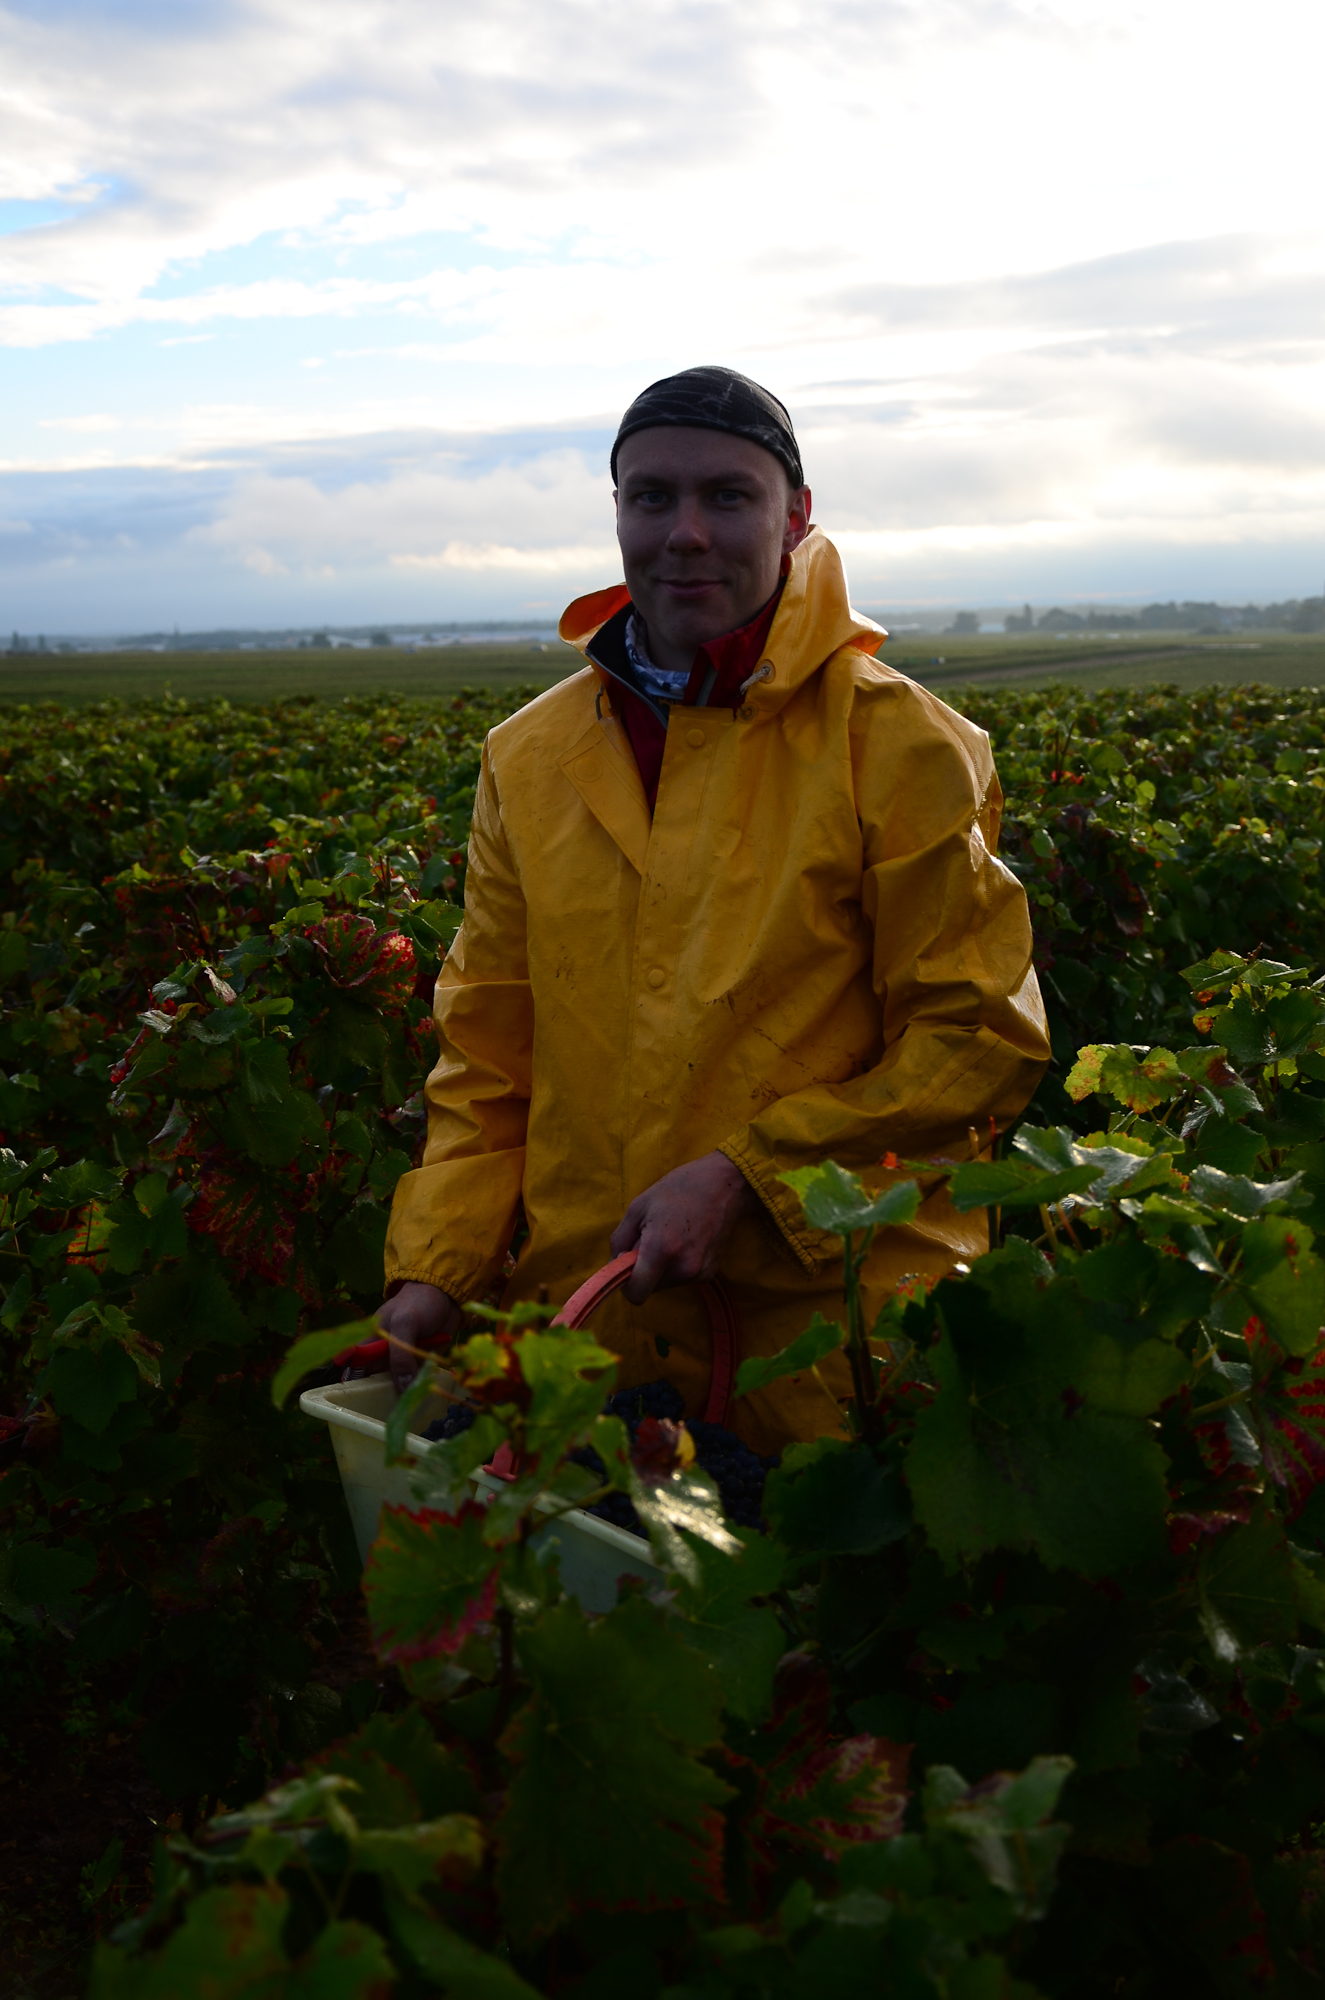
left=422, top=1402, right=477, bottom=1443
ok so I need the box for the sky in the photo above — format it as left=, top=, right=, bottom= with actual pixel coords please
left=2, top=0, right=1324, bottom=633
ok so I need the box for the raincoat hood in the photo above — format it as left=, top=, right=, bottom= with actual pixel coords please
left=558, top=527, right=887, bottom=717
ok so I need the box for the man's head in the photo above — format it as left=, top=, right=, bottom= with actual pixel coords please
left=612, top=365, right=810, bottom=674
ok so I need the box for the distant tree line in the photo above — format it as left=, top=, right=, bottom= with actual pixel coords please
left=6, top=633, right=79, bottom=655
left=997, top=598, right=1325, bottom=636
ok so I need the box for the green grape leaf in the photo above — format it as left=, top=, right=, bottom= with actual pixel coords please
left=88, top=1887, right=392, bottom=1999
left=1241, top=1217, right=1325, bottom=1356
left=672, top=1529, right=787, bottom=1724
left=320, top=1707, right=480, bottom=1821
left=0, top=1145, right=57, bottom=1196
left=354, top=1814, right=485, bottom=1894
left=364, top=1502, right=503, bottom=1662
left=411, top=1412, right=507, bottom=1511
left=781, top=1162, right=922, bottom=1236
left=0, top=928, right=28, bottom=981
left=735, top=1313, right=845, bottom=1398
left=1198, top=1508, right=1298, bottom=1662
left=1266, top=988, right=1325, bottom=1060
left=690, top=1606, right=787, bottom=1726
left=88, top=1883, right=289, bottom=1999
left=1187, top=1165, right=1306, bottom=1218
left=39, top=1160, right=125, bottom=1208
left=631, top=1465, right=743, bottom=1581
left=1064, top=1044, right=1186, bottom=1111
left=383, top=1883, right=542, bottom=2000
left=270, top=1320, right=376, bottom=1408
left=766, top=1441, right=911, bottom=1556
left=40, top=1341, right=138, bottom=1433
left=496, top=1596, right=731, bottom=1942
left=208, top=1772, right=362, bottom=1842
left=903, top=1286, right=1173, bottom=1576
left=1072, top=1235, right=1214, bottom=1337
left=1181, top=950, right=1251, bottom=993
left=1209, top=996, right=1276, bottom=1069
left=384, top=1363, right=439, bottom=1463
left=924, top=1757, right=1073, bottom=1920
left=9, top=1540, right=97, bottom=1608
left=948, top=1159, right=1104, bottom=1213
left=516, top=1325, right=618, bottom=1469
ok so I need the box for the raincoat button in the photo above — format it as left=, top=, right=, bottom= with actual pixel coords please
left=646, top=967, right=665, bottom=988
left=685, top=728, right=705, bottom=749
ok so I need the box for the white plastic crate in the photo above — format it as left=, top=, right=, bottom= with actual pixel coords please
left=300, top=1374, right=660, bottom=1614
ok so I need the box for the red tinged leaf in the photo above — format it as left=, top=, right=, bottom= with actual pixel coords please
left=784, top=1733, right=912, bottom=1848
left=1255, top=1352, right=1325, bottom=1516
left=737, top=1652, right=912, bottom=1862
left=306, top=913, right=417, bottom=1012
left=1169, top=1492, right=1256, bottom=1556
left=364, top=1503, right=503, bottom=1664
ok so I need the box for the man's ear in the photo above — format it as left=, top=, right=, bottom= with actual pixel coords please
left=784, top=485, right=812, bottom=554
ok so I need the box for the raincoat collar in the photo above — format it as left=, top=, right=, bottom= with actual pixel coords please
left=559, top=529, right=887, bottom=719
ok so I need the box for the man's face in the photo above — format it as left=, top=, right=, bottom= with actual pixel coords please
left=614, top=427, right=810, bottom=668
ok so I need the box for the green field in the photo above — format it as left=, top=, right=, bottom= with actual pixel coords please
left=0, top=640, right=583, bottom=704
left=890, top=628, right=1325, bottom=692
left=2, top=628, right=1323, bottom=705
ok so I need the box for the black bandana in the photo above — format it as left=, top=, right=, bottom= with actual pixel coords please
left=611, top=364, right=803, bottom=488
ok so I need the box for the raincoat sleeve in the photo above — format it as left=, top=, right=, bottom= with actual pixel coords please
left=717, top=677, right=1050, bottom=1272
left=384, top=740, right=531, bottom=1300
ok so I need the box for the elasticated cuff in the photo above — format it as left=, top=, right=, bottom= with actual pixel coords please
left=716, top=1137, right=834, bottom=1276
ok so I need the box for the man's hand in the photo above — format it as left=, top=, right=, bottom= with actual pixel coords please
left=610, top=1151, right=760, bottom=1305
left=378, top=1281, right=465, bottom=1393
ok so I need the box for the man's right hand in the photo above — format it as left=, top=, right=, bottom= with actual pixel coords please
left=377, top=1281, right=465, bottom=1393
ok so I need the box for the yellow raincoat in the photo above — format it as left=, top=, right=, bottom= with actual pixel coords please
left=386, top=529, right=1049, bottom=1452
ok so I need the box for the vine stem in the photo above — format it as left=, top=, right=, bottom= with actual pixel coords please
left=809, top=1362, right=848, bottom=1425
left=843, top=1226, right=879, bottom=1437
left=491, top=1605, right=517, bottom=1743
left=1190, top=1387, right=1252, bottom=1419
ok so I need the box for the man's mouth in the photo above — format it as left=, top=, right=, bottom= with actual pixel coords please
left=659, top=577, right=725, bottom=597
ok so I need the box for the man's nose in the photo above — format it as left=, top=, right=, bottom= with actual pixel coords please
left=665, top=500, right=710, bottom=551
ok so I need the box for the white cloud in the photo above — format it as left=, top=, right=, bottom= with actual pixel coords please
left=3, top=0, right=1325, bottom=624
left=187, top=445, right=615, bottom=575
left=393, top=541, right=616, bottom=573
left=38, top=412, right=121, bottom=431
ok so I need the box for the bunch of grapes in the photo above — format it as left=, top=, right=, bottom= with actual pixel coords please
left=422, top=1379, right=778, bottom=1537
left=571, top=1380, right=779, bottom=1538
left=422, top=1402, right=477, bottom=1443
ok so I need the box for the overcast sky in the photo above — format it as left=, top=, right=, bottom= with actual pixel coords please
left=3, top=0, right=1324, bottom=632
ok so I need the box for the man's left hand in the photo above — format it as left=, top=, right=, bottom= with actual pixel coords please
left=610, top=1151, right=760, bottom=1305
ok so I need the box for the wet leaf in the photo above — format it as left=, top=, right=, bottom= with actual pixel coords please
left=781, top=1162, right=922, bottom=1236
left=735, top=1312, right=845, bottom=1397
left=496, top=1597, right=730, bottom=1941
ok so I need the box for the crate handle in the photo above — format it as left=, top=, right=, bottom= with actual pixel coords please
left=484, top=1251, right=740, bottom=1483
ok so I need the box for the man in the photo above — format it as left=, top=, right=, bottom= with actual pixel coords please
left=381, top=365, right=1049, bottom=1453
